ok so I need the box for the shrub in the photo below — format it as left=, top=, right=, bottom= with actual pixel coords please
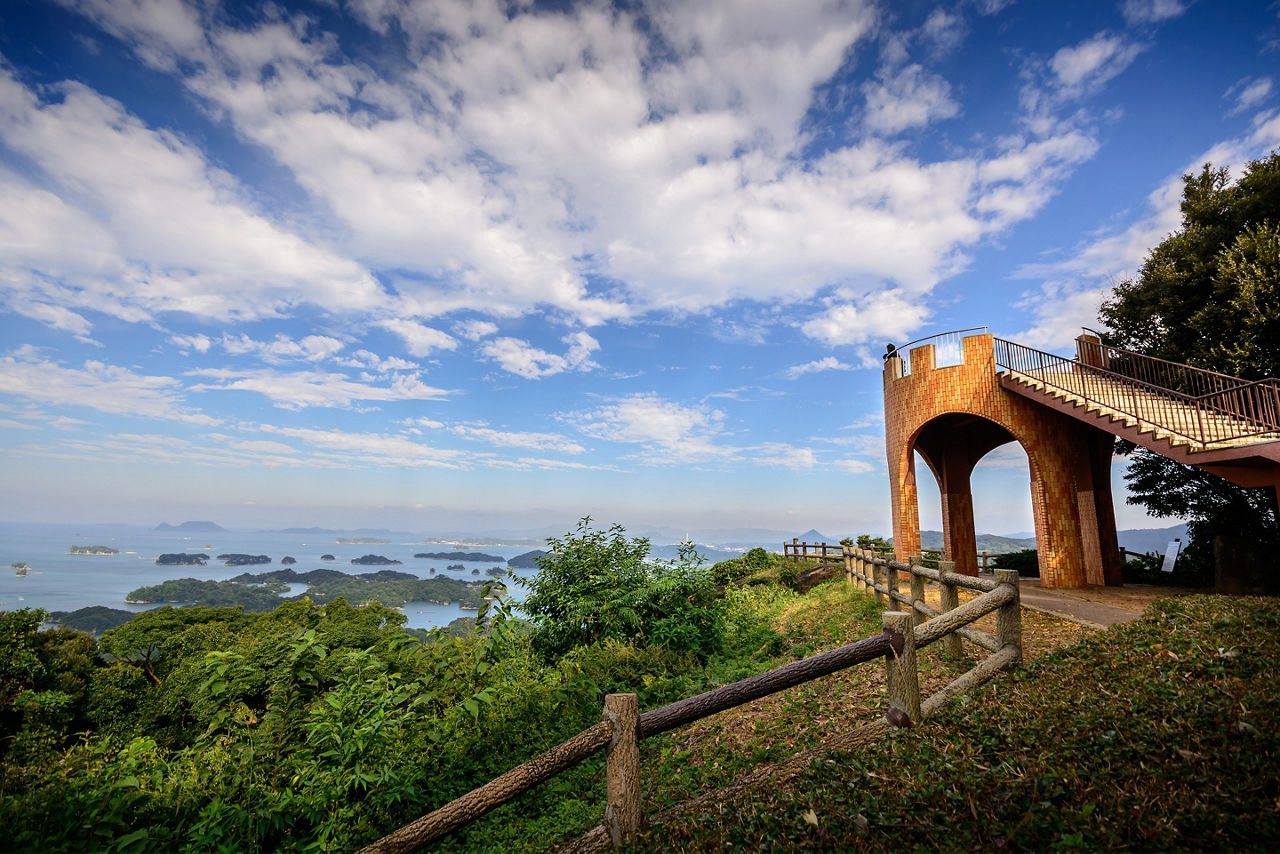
left=991, top=548, right=1039, bottom=577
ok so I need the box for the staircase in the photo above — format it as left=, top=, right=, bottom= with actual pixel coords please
left=992, top=337, right=1280, bottom=476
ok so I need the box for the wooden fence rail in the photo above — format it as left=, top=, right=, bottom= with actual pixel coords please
left=360, top=546, right=1023, bottom=854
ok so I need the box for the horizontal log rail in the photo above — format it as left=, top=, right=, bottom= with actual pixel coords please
left=362, top=546, right=1024, bottom=853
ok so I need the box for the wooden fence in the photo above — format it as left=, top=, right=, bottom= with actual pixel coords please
left=358, top=547, right=1023, bottom=853
left=786, top=540, right=997, bottom=573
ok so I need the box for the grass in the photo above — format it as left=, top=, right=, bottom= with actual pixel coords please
left=635, top=593, right=1280, bottom=851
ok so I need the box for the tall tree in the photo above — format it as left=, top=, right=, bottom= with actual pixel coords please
left=1099, top=152, right=1280, bottom=583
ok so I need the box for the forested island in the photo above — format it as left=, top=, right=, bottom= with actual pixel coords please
left=351, top=554, right=402, bottom=565
left=155, top=553, right=208, bottom=566
left=68, top=545, right=119, bottom=555
left=217, top=553, right=271, bottom=566
left=49, top=605, right=146, bottom=633
left=414, top=550, right=505, bottom=562
left=507, top=549, right=549, bottom=568
left=125, top=570, right=484, bottom=610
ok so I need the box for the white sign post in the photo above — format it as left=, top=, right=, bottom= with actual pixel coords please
left=1160, top=538, right=1182, bottom=573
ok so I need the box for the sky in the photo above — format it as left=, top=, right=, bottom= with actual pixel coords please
left=0, top=0, right=1278, bottom=538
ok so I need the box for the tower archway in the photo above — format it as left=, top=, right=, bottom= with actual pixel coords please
left=883, top=332, right=1122, bottom=588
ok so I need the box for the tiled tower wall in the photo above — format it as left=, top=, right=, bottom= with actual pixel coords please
left=883, top=333, right=1123, bottom=588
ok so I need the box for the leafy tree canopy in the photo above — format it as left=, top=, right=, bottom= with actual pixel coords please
left=1099, top=152, right=1280, bottom=581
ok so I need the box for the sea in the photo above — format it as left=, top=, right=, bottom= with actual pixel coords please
left=0, top=522, right=537, bottom=631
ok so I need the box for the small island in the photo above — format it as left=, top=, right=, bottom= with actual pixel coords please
left=281, top=556, right=297, bottom=565
left=351, top=554, right=403, bottom=566
left=414, top=550, right=505, bottom=562
left=217, top=553, right=271, bottom=566
left=446, top=563, right=465, bottom=571
left=507, top=549, right=549, bottom=568
left=155, top=553, right=208, bottom=566
left=69, top=545, right=120, bottom=555
left=321, top=554, right=336, bottom=561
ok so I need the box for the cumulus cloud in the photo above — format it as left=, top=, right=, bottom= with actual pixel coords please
left=863, top=64, right=960, bottom=135
left=801, top=289, right=934, bottom=353
left=450, top=424, right=585, bottom=454
left=0, top=350, right=216, bottom=424
left=1120, top=0, right=1190, bottom=25
left=1226, top=77, right=1273, bottom=116
left=481, top=332, right=599, bottom=379
left=380, top=319, right=457, bottom=357
left=1049, top=32, right=1144, bottom=94
left=567, top=393, right=728, bottom=461
left=786, top=356, right=855, bottom=378
left=220, top=333, right=346, bottom=363
left=187, top=367, right=450, bottom=409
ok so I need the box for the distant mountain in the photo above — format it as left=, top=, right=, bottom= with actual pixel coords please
left=1117, top=523, right=1188, bottom=556
left=793, top=528, right=838, bottom=544
left=918, top=530, right=1036, bottom=554
left=154, top=520, right=225, bottom=532
left=259, top=527, right=417, bottom=536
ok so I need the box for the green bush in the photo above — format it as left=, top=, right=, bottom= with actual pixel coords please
left=991, top=548, right=1039, bottom=577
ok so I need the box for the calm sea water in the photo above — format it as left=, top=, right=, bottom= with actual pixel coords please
left=0, top=522, right=534, bottom=630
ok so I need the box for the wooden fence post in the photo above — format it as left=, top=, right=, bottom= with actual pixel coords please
left=908, top=556, right=926, bottom=628
left=603, top=693, right=640, bottom=847
left=978, top=551, right=990, bottom=573
left=937, top=559, right=962, bottom=658
left=882, top=611, right=920, bottom=727
left=873, top=554, right=886, bottom=607
left=994, top=569, right=1023, bottom=663
left=843, top=545, right=853, bottom=586
left=888, top=556, right=906, bottom=608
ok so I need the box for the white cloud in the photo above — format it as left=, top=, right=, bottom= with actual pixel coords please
left=450, top=424, right=585, bottom=454
left=568, top=393, right=728, bottom=461
left=170, top=333, right=212, bottom=354
left=863, top=64, right=960, bottom=135
left=786, top=357, right=855, bottom=378
left=1048, top=32, right=1143, bottom=93
left=187, top=367, right=450, bottom=409
left=1120, top=0, right=1190, bottom=26
left=454, top=319, right=499, bottom=341
left=481, top=332, right=599, bottom=379
left=0, top=351, right=216, bottom=424
left=258, top=424, right=467, bottom=468
left=1227, top=77, right=1273, bottom=116
left=0, top=67, right=386, bottom=325
left=752, top=443, right=818, bottom=469
left=380, top=319, right=457, bottom=357
left=220, top=333, right=346, bottom=363
left=801, top=289, right=933, bottom=352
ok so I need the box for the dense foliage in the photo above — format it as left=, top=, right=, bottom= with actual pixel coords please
left=519, top=518, right=724, bottom=658
left=0, top=522, right=796, bottom=851
left=1099, top=152, right=1280, bottom=584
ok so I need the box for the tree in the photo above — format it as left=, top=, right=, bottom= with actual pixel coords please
left=1099, top=152, right=1280, bottom=583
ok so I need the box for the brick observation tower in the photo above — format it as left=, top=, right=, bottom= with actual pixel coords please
left=883, top=330, right=1122, bottom=588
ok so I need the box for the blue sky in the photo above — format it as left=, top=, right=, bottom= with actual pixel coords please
left=0, top=0, right=1277, bottom=537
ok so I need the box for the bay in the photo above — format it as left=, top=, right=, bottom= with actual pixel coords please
left=0, top=522, right=535, bottom=630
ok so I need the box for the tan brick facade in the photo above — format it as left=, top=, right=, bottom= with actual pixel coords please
left=883, top=333, right=1122, bottom=588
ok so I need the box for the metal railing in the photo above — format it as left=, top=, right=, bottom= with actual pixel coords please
left=994, top=337, right=1280, bottom=448
left=888, top=327, right=988, bottom=376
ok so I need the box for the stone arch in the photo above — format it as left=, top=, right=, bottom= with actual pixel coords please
left=883, top=333, right=1122, bottom=588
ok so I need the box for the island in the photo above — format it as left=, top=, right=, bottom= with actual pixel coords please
left=49, top=606, right=138, bottom=633
left=281, top=556, right=297, bottom=565
left=446, top=563, right=465, bottom=571
left=414, top=550, right=505, bottom=562
left=217, top=554, right=271, bottom=566
left=69, top=545, right=120, bottom=555
left=320, top=554, right=336, bottom=561
left=155, top=553, right=208, bottom=566
left=153, top=520, right=226, bottom=532
left=130, top=570, right=487, bottom=611
left=337, top=537, right=391, bottom=544
left=507, top=549, right=549, bottom=568
left=350, top=554, right=402, bottom=566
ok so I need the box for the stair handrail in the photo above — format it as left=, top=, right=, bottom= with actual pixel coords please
left=995, top=338, right=1280, bottom=446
